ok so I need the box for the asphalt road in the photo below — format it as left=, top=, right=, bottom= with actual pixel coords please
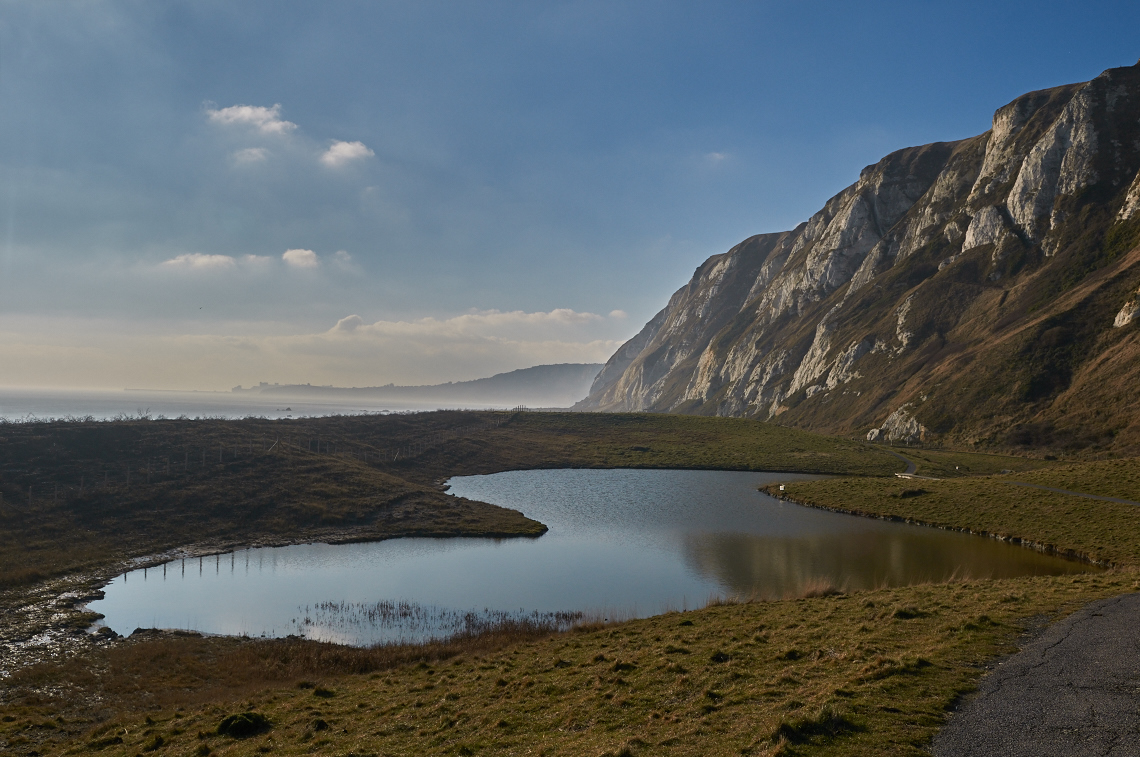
left=882, top=448, right=918, bottom=475
left=932, top=593, right=1140, bottom=756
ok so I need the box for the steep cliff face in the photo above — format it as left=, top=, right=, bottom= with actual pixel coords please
left=579, top=61, right=1140, bottom=453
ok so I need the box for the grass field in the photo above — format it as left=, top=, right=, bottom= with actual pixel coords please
left=885, top=448, right=1055, bottom=478
left=4, top=411, right=1139, bottom=755
left=0, top=412, right=908, bottom=589
left=4, top=572, right=1136, bottom=757
left=777, top=462, right=1140, bottom=568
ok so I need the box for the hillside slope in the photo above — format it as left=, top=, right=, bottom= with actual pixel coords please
left=579, top=61, right=1140, bottom=455
left=251, top=363, right=603, bottom=408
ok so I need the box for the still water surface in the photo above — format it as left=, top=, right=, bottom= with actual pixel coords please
left=89, top=469, right=1090, bottom=645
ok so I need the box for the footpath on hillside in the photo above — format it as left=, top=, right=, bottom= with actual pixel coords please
left=932, top=593, right=1140, bottom=756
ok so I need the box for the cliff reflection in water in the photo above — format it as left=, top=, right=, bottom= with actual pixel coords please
left=680, top=529, right=1091, bottom=599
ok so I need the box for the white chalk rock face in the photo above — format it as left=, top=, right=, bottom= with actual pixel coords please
left=1115, top=290, right=1140, bottom=328
left=879, top=405, right=927, bottom=444
left=1119, top=171, right=1140, bottom=221
left=963, top=206, right=1010, bottom=250
left=578, top=61, right=1140, bottom=434
left=1007, top=84, right=1099, bottom=245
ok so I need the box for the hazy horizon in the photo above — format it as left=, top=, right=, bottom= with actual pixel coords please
left=3, top=1, right=1138, bottom=391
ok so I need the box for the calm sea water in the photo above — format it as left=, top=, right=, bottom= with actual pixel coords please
left=87, top=469, right=1090, bottom=645
left=0, top=387, right=480, bottom=421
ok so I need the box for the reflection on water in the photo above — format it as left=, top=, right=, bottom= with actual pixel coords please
left=296, top=601, right=582, bottom=645
left=89, top=469, right=1090, bottom=645
left=680, top=530, right=1086, bottom=600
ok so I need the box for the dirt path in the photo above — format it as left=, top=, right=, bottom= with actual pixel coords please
left=932, top=593, right=1140, bottom=756
left=1001, top=480, right=1140, bottom=506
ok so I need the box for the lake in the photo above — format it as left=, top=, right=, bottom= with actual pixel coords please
left=87, top=469, right=1090, bottom=645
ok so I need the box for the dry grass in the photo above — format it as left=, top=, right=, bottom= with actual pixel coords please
left=777, top=457, right=1140, bottom=568
left=3, top=572, right=1136, bottom=756
left=0, top=412, right=909, bottom=588
left=3, top=412, right=1124, bottom=756
left=887, top=448, right=1055, bottom=478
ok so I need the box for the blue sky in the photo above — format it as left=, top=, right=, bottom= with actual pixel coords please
left=1, top=0, right=1138, bottom=389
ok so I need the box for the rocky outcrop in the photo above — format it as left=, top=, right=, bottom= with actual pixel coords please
left=866, top=405, right=927, bottom=444
left=1114, top=287, right=1140, bottom=328
left=578, top=61, right=1140, bottom=453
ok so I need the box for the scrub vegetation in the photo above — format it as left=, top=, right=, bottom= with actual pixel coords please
left=3, top=411, right=1140, bottom=755
left=0, top=411, right=905, bottom=589
left=777, top=460, right=1140, bottom=567
left=4, top=573, right=1137, bottom=756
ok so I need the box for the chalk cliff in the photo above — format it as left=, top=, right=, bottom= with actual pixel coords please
left=579, top=61, right=1140, bottom=452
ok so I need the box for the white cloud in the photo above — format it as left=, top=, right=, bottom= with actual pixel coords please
left=334, top=250, right=352, bottom=263
left=232, top=147, right=269, bottom=164
left=333, top=314, right=364, bottom=332
left=704, top=152, right=727, bottom=164
left=243, top=254, right=272, bottom=264
left=162, top=253, right=236, bottom=270
left=320, top=140, right=375, bottom=167
left=609, top=309, right=628, bottom=319
left=323, top=308, right=607, bottom=344
left=282, top=248, right=319, bottom=268
left=206, top=103, right=297, bottom=135
left=0, top=308, right=629, bottom=391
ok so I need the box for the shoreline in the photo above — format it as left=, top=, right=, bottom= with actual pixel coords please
left=4, top=465, right=1102, bottom=681
left=762, top=485, right=1113, bottom=568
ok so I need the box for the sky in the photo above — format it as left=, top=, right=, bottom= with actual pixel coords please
left=1, top=0, right=1138, bottom=391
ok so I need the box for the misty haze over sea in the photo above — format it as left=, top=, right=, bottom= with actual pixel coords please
left=0, top=387, right=446, bottom=421
left=0, top=363, right=603, bottom=421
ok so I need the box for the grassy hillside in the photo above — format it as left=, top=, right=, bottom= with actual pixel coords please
left=7, top=413, right=1139, bottom=756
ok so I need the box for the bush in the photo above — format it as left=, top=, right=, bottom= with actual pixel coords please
left=216, top=711, right=271, bottom=738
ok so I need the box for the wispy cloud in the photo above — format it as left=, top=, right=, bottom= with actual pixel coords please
left=232, top=147, right=269, bottom=164
left=321, top=308, right=614, bottom=344
left=162, top=253, right=237, bottom=270
left=320, top=140, right=375, bottom=167
left=206, top=103, right=297, bottom=134
left=0, top=309, right=630, bottom=390
left=282, top=248, right=319, bottom=268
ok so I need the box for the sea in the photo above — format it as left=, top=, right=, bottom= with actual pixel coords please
left=0, top=387, right=501, bottom=422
